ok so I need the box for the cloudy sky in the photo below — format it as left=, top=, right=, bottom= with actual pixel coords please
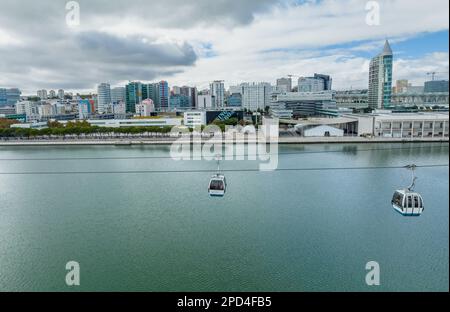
left=0, top=0, right=448, bottom=94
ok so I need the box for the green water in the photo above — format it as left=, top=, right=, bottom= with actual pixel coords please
left=0, top=143, right=448, bottom=292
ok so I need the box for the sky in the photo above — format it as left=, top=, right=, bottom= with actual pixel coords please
left=0, top=0, right=448, bottom=95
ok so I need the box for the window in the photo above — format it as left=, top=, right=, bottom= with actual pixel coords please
left=408, top=196, right=413, bottom=208
left=392, top=192, right=404, bottom=207
left=414, top=196, right=419, bottom=208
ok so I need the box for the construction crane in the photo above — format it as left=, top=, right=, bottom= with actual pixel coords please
left=427, top=72, right=449, bottom=81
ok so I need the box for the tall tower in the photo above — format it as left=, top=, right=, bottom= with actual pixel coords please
left=97, top=83, right=111, bottom=114
left=210, top=81, right=225, bottom=108
left=368, top=40, right=393, bottom=110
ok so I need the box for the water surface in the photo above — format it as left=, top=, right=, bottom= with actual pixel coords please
left=0, top=143, right=448, bottom=291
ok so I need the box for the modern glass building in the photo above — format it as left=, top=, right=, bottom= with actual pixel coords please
left=368, top=40, right=393, bottom=110
left=125, top=82, right=143, bottom=113
left=158, top=81, right=169, bottom=111
left=227, top=93, right=242, bottom=107
left=0, top=88, right=21, bottom=107
left=111, top=87, right=126, bottom=104
left=424, top=80, right=449, bottom=93
left=169, top=94, right=190, bottom=110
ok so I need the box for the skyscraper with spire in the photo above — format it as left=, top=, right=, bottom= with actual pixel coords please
left=368, top=40, right=393, bottom=110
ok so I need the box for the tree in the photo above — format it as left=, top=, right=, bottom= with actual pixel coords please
left=0, top=118, right=16, bottom=129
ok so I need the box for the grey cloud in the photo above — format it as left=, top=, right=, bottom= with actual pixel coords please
left=0, top=0, right=282, bottom=92
left=0, top=30, right=197, bottom=91
left=77, top=32, right=197, bottom=66
left=0, top=0, right=281, bottom=92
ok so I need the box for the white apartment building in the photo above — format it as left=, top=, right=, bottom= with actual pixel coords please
left=184, top=111, right=207, bottom=127
left=135, top=99, right=155, bottom=117
left=197, top=94, right=215, bottom=109
left=16, top=101, right=39, bottom=122
left=37, top=89, right=48, bottom=100
left=58, top=89, right=65, bottom=99
left=38, top=103, right=54, bottom=117
left=240, top=82, right=272, bottom=111
left=209, top=81, right=225, bottom=108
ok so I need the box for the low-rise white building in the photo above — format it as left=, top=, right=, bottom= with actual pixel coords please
left=184, top=111, right=207, bottom=127
left=81, top=118, right=182, bottom=128
left=295, top=124, right=344, bottom=137
left=346, top=112, right=449, bottom=138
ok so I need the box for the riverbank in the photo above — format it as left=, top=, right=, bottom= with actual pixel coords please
left=0, top=136, right=448, bottom=146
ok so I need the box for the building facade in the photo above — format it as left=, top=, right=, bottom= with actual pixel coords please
left=111, top=87, right=126, bottom=104
left=424, top=80, right=449, bottom=93
left=240, top=82, right=272, bottom=111
left=298, top=77, right=325, bottom=93
left=276, top=78, right=292, bottom=93
left=0, top=88, right=21, bottom=107
left=368, top=40, right=393, bottom=110
left=125, top=82, right=143, bottom=113
left=58, top=89, right=65, bottom=100
left=97, top=83, right=112, bottom=114
left=270, top=91, right=337, bottom=117
left=135, top=99, right=155, bottom=117
left=37, top=89, right=48, bottom=100
left=169, top=94, right=191, bottom=110
left=197, top=94, right=215, bottom=109
left=227, top=93, right=242, bottom=107
left=210, top=81, right=225, bottom=108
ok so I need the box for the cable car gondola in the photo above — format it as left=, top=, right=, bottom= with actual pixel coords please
left=208, top=155, right=227, bottom=197
left=391, top=165, right=424, bottom=216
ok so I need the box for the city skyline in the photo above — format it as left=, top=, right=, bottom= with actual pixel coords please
left=0, top=0, right=448, bottom=94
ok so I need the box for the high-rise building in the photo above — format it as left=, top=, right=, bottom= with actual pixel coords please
left=111, top=87, right=126, bottom=104
left=368, top=40, right=393, bottom=110
left=276, top=78, right=292, bottom=93
left=158, top=81, right=169, bottom=111
left=0, top=88, right=21, bottom=107
left=424, top=80, right=449, bottom=93
left=172, top=86, right=181, bottom=95
left=210, top=81, right=225, bottom=108
left=58, top=89, right=65, bottom=99
left=49, top=90, right=56, bottom=98
left=180, top=86, right=197, bottom=108
left=125, top=82, right=143, bottom=113
left=0, top=89, right=6, bottom=107
left=142, top=83, right=156, bottom=103
left=37, top=89, right=48, bottom=100
left=169, top=94, right=191, bottom=110
left=241, top=82, right=272, bottom=111
left=298, top=77, right=325, bottom=92
left=97, top=83, right=112, bottom=114
left=314, top=74, right=332, bottom=91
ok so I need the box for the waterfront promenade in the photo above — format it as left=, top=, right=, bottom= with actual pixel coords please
left=0, top=136, right=448, bottom=146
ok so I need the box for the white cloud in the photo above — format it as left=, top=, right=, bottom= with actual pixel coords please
left=0, top=0, right=448, bottom=93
